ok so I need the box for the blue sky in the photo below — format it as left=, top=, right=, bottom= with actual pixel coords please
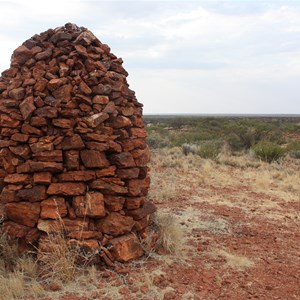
left=1, top=0, right=300, bottom=114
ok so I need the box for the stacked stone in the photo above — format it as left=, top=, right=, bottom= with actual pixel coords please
left=0, top=23, right=156, bottom=263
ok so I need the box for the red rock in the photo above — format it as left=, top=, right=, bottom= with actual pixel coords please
left=12, top=45, right=32, bottom=65
left=121, top=106, right=135, bottom=117
left=30, top=116, right=47, bottom=127
left=8, top=87, right=25, bottom=100
left=5, top=202, right=40, bottom=227
left=24, top=228, right=40, bottom=244
left=80, top=150, right=109, bottom=168
left=23, top=78, right=36, bottom=87
left=83, top=113, right=109, bottom=128
left=96, top=212, right=134, bottom=236
left=64, top=150, right=80, bottom=170
left=44, top=95, right=61, bottom=107
left=110, top=152, right=135, bottom=168
left=32, top=150, right=63, bottom=162
left=33, top=96, right=44, bottom=107
left=131, top=145, right=150, bottom=167
left=0, top=140, right=15, bottom=148
left=20, top=97, right=36, bottom=120
left=47, top=182, right=86, bottom=196
left=83, top=133, right=112, bottom=142
left=90, top=179, right=128, bottom=194
left=50, top=31, right=73, bottom=44
left=9, top=145, right=31, bottom=159
left=34, top=78, right=48, bottom=92
left=47, top=78, right=66, bottom=92
left=127, top=176, right=150, bottom=196
left=68, top=231, right=102, bottom=240
left=72, top=192, right=105, bottom=218
left=108, top=233, right=144, bottom=262
left=17, top=161, right=63, bottom=173
left=101, top=177, right=125, bottom=186
left=79, top=80, right=92, bottom=95
left=130, top=128, right=147, bottom=138
left=124, top=197, right=145, bottom=210
left=68, top=239, right=99, bottom=253
left=57, top=170, right=96, bottom=182
left=16, top=185, right=47, bottom=202
left=108, top=141, right=122, bottom=153
left=86, top=141, right=109, bottom=151
left=92, top=95, right=109, bottom=104
left=116, top=168, right=140, bottom=179
left=103, top=101, right=116, bottom=113
left=1, top=128, right=18, bottom=137
left=74, top=44, right=88, bottom=57
left=111, top=116, right=132, bottom=129
left=35, top=107, right=58, bottom=118
left=40, top=197, right=68, bottom=219
left=33, top=172, right=52, bottom=184
left=0, top=185, right=22, bottom=203
left=61, top=134, right=85, bottom=150
left=125, top=201, right=156, bottom=220
left=37, top=218, right=89, bottom=233
left=2, top=221, right=31, bottom=238
left=95, top=165, right=116, bottom=177
left=21, top=124, right=43, bottom=135
left=35, top=48, right=52, bottom=60
left=75, top=93, right=92, bottom=105
left=52, top=84, right=72, bottom=102
left=30, top=141, right=54, bottom=153
left=119, top=139, right=135, bottom=152
left=104, top=195, right=125, bottom=211
left=134, top=217, right=149, bottom=231
left=11, top=133, right=29, bottom=143
left=4, top=174, right=31, bottom=185
left=52, top=118, right=73, bottom=128
left=0, top=114, right=20, bottom=128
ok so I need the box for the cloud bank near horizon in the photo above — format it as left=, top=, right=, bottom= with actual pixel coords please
left=1, top=0, right=300, bottom=114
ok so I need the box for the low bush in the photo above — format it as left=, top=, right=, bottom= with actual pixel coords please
left=287, top=141, right=300, bottom=159
left=252, top=141, right=285, bottom=163
left=147, top=131, right=170, bottom=149
left=197, top=140, right=223, bottom=160
left=226, top=127, right=264, bottom=151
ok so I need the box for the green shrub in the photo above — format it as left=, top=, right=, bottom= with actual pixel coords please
left=226, top=127, right=264, bottom=151
left=196, top=140, right=222, bottom=160
left=287, top=141, right=300, bottom=159
left=147, top=131, right=170, bottom=149
left=252, top=141, right=285, bottom=163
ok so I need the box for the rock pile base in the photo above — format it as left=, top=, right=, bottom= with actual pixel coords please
left=0, top=23, right=156, bottom=263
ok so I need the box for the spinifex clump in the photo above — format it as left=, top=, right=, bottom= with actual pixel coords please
left=0, top=23, right=156, bottom=264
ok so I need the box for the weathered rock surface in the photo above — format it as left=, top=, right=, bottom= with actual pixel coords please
left=0, top=23, right=155, bottom=264
left=108, top=233, right=145, bottom=262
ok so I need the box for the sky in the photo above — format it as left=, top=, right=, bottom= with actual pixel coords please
left=1, top=0, right=300, bottom=114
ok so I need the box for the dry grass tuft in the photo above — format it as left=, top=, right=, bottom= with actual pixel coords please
left=151, top=213, right=184, bottom=256
left=0, top=234, right=45, bottom=300
left=213, top=249, right=254, bottom=270
left=38, top=232, right=79, bottom=283
left=0, top=233, right=19, bottom=271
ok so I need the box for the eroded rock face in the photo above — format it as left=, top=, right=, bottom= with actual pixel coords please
left=0, top=23, right=155, bottom=263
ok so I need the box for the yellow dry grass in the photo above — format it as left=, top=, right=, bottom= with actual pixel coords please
left=212, top=249, right=254, bottom=270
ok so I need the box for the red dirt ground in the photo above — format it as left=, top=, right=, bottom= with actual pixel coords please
left=1, top=154, right=300, bottom=300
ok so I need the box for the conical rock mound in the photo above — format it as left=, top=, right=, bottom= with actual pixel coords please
left=0, top=23, right=156, bottom=263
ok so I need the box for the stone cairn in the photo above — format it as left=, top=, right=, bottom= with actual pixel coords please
left=0, top=23, right=156, bottom=264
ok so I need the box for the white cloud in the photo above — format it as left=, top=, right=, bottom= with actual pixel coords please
left=1, top=0, right=300, bottom=113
